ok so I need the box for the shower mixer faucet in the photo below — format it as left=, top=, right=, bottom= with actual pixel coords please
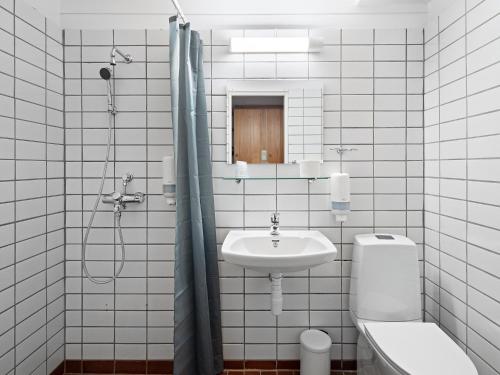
left=102, top=173, right=145, bottom=212
left=83, top=48, right=138, bottom=285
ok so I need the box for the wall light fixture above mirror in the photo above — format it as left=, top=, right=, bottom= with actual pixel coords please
left=230, top=37, right=323, bottom=53
left=226, top=80, right=323, bottom=165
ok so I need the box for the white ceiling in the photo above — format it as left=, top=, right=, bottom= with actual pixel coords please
left=359, top=0, right=428, bottom=4
left=60, top=0, right=429, bottom=16
left=27, top=0, right=434, bottom=29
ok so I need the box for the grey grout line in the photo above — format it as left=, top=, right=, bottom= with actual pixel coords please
left=464, top=0, right=470, bottom=355
left=144, top=28, right=150, bottom=367
left=404, top=28, right=409, bottom=239
left=436, top=14, right=442, bottom=327
left=79, top=28, right=84, bottom=372
left=1, top=71, right=64, bottom=95
left=339, top=28, right=344, bottom=363
left=62, top=26, right=68, bottom=369
left=0, top=301, right=64, bottom=349
left=112, top=29, right=117, bottom=371
left=45, top=16, right=49, bottom=374
left=424, top=36, right=500, bottom=81
left=0, top=28, right=64, bottom=64
left=12, top=1, right=17, bottom=371
left=424, top=4, right=497, bottom=52
left=242, top=176, right=246, bottom=361
left=422, top=27, right=427, bottom=321
left=372, top=29, right=375, bottom=234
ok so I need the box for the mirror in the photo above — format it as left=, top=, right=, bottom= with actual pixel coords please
left=226, top=80, right=323, bottom=164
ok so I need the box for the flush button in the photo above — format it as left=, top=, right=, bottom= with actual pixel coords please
left=375, top=234, right=394, bottom=240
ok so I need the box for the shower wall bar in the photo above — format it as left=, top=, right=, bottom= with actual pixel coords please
left=171, top=0, right=188, bottom=23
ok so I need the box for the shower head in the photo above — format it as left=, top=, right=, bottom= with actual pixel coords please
left=110, top=47, right=133, bottom=66
left=99, top=67, right=112, bottom=80
left=99, top=66, right=114, bottom=112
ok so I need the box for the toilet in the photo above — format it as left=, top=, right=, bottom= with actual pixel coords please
left=349, top=234, right=478, bottom=375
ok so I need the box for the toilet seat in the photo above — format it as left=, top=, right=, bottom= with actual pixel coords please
left=363, top=322, right=478, bottom=375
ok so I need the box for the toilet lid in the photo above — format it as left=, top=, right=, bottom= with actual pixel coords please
left=364, top=322, right=478, bottom=375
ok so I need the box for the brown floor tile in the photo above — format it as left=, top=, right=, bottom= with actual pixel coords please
left=62, top=361, right=356, bottom=375
left=331, top=360, right=343, bottom=370
left=64, top=360, right=82, bottom=373
left=342, top=360, right=357, bottom=371
left=82, top=360, right=114, bottom=373
left=115, top=361, right=147, bottom=374
left=224, top=360, right=245, bottom=369
left=147, top=360, right=173, bottom=374
left=276, top=361, right=300, bottom=370
left=245, top=360, right=276, bottom=369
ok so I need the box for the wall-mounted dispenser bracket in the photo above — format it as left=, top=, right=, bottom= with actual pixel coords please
left=331, top=147, right=358, bottom=155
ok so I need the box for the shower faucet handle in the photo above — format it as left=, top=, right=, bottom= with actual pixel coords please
left=121, top=173, right=133, bottom=194
left=122, top=173, right=133, bottom=187
left=122, top=173, right=133, bottom=184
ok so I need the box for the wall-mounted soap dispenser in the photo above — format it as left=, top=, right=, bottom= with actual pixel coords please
left=162, top=156, right=176, bottom=206
left=330, top=172, right=350, bottom=222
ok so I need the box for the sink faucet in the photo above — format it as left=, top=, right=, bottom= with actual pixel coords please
left=270, top=212, right=280, bottom=236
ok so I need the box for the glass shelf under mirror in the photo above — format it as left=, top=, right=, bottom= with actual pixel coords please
left=222, top=176, right=329, bottom=183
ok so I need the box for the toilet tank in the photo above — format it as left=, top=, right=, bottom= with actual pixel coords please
left=349, top=234, right=422, bottom=322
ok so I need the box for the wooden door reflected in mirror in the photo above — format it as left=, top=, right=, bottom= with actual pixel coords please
left=233, top=105, right=284, bottom=164
left=226, top=81, right=323, bottom=165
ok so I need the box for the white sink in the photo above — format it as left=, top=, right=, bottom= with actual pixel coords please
left=222, top=230, right=337, bottom=315
left=221, top=230, right=337, bottom=274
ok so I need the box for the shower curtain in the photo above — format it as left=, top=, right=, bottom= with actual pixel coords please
left=169, top=17, right=224, bottom=375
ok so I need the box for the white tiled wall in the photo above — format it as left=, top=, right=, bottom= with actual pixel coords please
left=424, top=1, right=500, bottom=374
left=6, top=0, right=500, bottom=369
left=64, top=28, right=174, bottom=362
left=287, top=88, right=323, bottom=162
left=64, top=27, right=424, bottom=363
left=0, top=0, right=65, bottom=373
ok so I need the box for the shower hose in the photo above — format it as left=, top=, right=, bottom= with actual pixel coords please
left=82, top=113, right=126, bottom=284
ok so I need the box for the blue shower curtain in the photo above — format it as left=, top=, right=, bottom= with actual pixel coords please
left=169, top=17, right=223, bottom=375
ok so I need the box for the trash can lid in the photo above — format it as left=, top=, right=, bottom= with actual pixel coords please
left=300, top=329, right=332, bottom=353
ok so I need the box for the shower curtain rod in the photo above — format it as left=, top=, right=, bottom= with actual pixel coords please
left=171, top=0, right=188, bottom=23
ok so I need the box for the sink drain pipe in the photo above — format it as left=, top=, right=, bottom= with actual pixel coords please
left=270, top=273, right=283, bottom=315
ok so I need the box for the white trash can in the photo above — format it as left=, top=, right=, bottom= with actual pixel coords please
left=300, top=329, right=332, bottom=375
